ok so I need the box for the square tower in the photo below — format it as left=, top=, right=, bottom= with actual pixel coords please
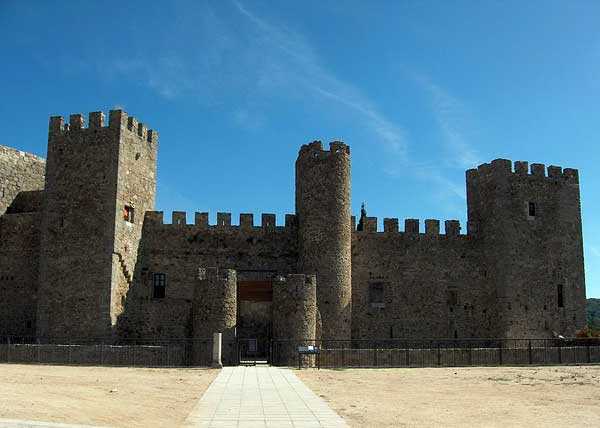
left=37, top=110, right=158, bottom=338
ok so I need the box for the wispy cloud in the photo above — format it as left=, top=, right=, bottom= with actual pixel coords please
left=232, top=0, right=409, bottom=157
left=412, top=73, right=481, bottom=169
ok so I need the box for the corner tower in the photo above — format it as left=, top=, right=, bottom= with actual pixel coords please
left=37, top=110, right=158, bottom=338
left=296, top=141, right=351, bottom=340
left=467, top=159, right=585, bottom=338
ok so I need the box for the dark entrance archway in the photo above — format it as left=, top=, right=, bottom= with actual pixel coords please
left=237, top=273, right=274, bottom=364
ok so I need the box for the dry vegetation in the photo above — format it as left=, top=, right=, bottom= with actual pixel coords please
left=0, top=364, right=218, bottom=428
left=297, top=365, right=600, bottom=428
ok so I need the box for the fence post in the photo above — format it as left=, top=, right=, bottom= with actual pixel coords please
left=133, top=340, right=137, bottom=367
left=468, top=342, right=473, bottom=366
left=341, top=344, right=345, bottom=367
left=7, top=336, right=10, bottom=363
left=558, top=340, right=562, bottom=364
left=437, top=343, right=441, bottom=366
left=37, top=337, right=41, bottom=364
left=498, top=342, right=503, bottom=366
left=587, top=340, right=591, bottom=364
left=100, top=340, right=104, bottom=365
left=68, top=339, right=72, bottom=365
left=373, top=347, right=378, bottom=367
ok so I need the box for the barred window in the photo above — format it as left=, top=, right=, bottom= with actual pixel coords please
left=153, top=273, right=166, bottom=299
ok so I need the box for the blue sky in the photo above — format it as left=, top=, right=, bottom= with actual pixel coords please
left=1, top=1, right=599, bottom=296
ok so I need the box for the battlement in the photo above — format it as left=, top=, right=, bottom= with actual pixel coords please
left=466, top=159, right=579, bottom=183
left=352, top=216, right=463, bottom=236
left=144, top=211, right=297, bottom=230
left=48, top=110, right=158, bottom=143
left=298, top=140, right=350, bottom=157
left=196, top=267, right=236, bottom=282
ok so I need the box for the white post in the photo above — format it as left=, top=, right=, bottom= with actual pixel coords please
left=212, top=332, right=223, bottom=368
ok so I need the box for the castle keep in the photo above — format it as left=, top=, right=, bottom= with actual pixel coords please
left=0, top=109, right=587, bottom=359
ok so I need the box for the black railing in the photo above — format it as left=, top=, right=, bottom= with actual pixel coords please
left=271, top=338, right=600, bottom=368
left=0, top=336, right=214, bottom=367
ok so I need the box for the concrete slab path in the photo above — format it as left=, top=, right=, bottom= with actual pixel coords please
left=182, top=366, right=350, bottom=428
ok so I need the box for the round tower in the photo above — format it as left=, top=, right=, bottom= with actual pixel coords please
left=193, top=267, right=237, bottom=365
left=296, top=141, right=351, bottom=340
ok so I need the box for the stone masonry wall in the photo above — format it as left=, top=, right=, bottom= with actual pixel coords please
left=351, top=219, right=494, bottom=341
left=0, top=145, right=46, bottom=215
left=467, top=160, right=585, bottom=338
left=296, top=141, right=352, bottom=340
left=115, top=212, right=297, bottom=339
left=0, top=212, right=42, bottom=336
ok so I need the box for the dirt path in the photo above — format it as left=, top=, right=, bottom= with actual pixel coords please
left=298, top=365, right=600, bottom=428
left=0, top=364, right=218, bottom=428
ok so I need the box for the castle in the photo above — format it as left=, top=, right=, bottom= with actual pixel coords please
left=0, top=109, right=587, bottom=360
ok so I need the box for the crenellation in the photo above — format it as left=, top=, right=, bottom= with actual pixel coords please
left=127, top=116, right=138, bottom=133
left=195, top=212, right=209, bottom=227
left=514, top=161, right=529, bottom=175
left=88, top=111, right=105, bottom=128
left=217, top=212, right=231, bottom=227
left=425, top=219, right=440, bottom=235
left=49, top=116, right=64, bottom=132
left=361, top=217, right=377, bottom=232
left=147, top=129, right=158, bottom=144
left=530, top=163, right=546, bottom=177
left=444, top=220, right=461, bottom=236
left=383, top=218, right=398, bottom=233
left=240, top=213, right=254, bottom=228
left=490, top=158, right=512, bottom=175
left=172, top=211, right=186, bottom=225
left=69, top=113, right=85, bottom=130
left=547, top=165, right=562, bottom=178
left=109, top=109, right=128, bottom=129
left=285, top=214, right=296, bottom=228
left=563, top=168, right=579, bottom=182
left=262, top=213, right=276, bottom=228
left=405, top=219, right=419, bottom=234
left=137, top=122, right=147, bottom=140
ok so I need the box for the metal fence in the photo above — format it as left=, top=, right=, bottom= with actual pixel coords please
left=0, top=336, right=215, bottom=367
left=271, top=338, right=600, bottom=368
left=3, top=336, right=600, bottom=368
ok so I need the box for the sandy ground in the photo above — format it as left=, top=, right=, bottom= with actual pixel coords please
left=297, top=365, right=600, bottom=428
left=0, top=364, right=218, bottom=428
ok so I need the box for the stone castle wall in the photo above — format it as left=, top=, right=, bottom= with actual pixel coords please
left=0, top=109, right=588, bottom=345
left=115, top=212, right=298, bottom=338
left=351, top=219, right=494, bottom=340
left=0, top=212, right=42, bottom=336
left=0, top=146, right=45, bottom=215
left=467, top=160, right=585, bottom=338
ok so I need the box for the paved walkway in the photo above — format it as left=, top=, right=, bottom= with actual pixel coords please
left=183, top=366, right=349, bottom=428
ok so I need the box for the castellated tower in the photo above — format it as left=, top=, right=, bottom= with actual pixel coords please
left=296, top=141, right=352, bottom=340
left=467, top=159, right=586, bottom=338
left=37, top=110, right=158, bottom=338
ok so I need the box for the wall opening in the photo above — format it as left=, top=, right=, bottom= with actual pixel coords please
left=369, top=281, right=385, bottom=308
left=528, top=202, right=536, bottom=218
left=557, top=284, right=564, bottom=308
left=153, top=273, right=166, bottom=298
left=124, top=205, right=135, bottom=223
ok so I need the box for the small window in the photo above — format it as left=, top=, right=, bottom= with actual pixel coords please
left=557, top=284, right=564, bottom=308
left=369, top=282, right=385, bottom=308
left=124, top=206, right=135, bottom=223
left=153, top=273, right=166, bottom=298
left=528, top=202, right=536, bottom=217
left=447, top=289, right=458, bottom=306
